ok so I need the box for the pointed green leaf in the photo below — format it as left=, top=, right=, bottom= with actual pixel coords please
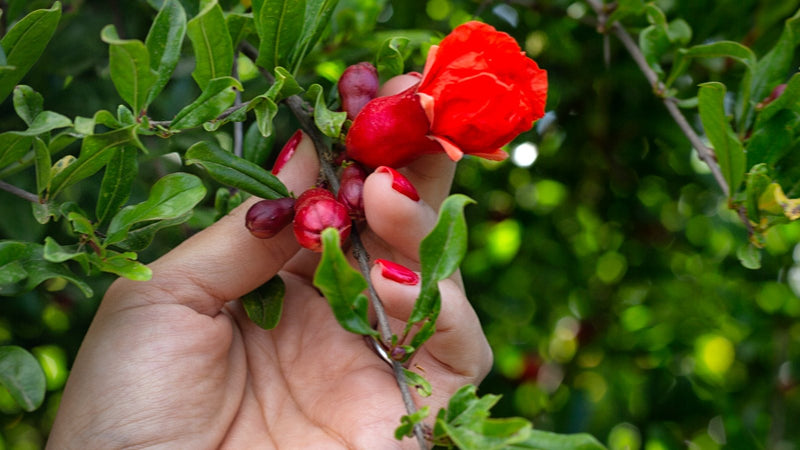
left=252, top=0, right=306, bottom=72
left=33, top=138, right=50, bottom=195
left=407, top=195, right=474, bottom=327
left=510, top=430, right=607, bottom=450
left=170, top=76, right=242, bottom=130
left=12, top=85, right=43, bottom=127
left=49, top=126, right=139, bottom=199
left=0, top=241, right=94, bottom=298
left=666, top=41, right=755, bottom=88
left=748, top=9, right=800, bottom=118
left=145, top=0, right=187, bottom=106
left=313, top=228, right=379, bottom=337
left=101, top=25, right=157, bottom=115
left=0, top=346, right=46, bottom=412
left=241, top=275, right=285, bottom=330
left=267, top=67, right=304, bottom=101
left=106, top=172, right=206, bottom=245
left=745, top=164, right=771, bottom=223
left=395, top=406, right=430, bottom=440
left=22, top=111, right=72, bottom=136
left=186, top=0, right=233, bottom=89
left=305, top=84, right=347, bottom=138
left=96, top=146, right=139, bottom=226
left=227, top=12, right=255, bottom=47
left=0, top=2, right=61, bottom=103
left=253, top=96, right=279, bottom=138
left=243, top=121, right=274, bottom=166
left=288, top=0, right=340, bottom=73
left=185, top=141, right=289, bottom=199
left=95, top=251, right=152, bottom=281
left=0, top=132, right=33, bottom=171
left=114, top=211, right=193, bottom=252
left=403, top=368, right=432, bottom=397
left=698, top=82, right=745, bottom=195
left=375, top=37, right=409, bottom=82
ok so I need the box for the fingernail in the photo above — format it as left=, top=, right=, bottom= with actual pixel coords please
left=375, top=259, right=420, bottom=285
left=271, top=130, right=303, bottom=175
left=375, top=166, right=420, bottom=201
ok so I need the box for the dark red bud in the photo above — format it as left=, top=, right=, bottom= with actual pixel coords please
left=337, top=163, right=368, bottom=220
left=245, top=198, right=296, bottom=239
left=293, top=191, right=351, bottom=252
left=339, top=62, right=379, bottom=120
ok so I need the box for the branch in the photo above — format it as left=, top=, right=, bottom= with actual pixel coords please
left=243, top=42, right=429, bottom=449
left=148, top=100, right=251, bottom=129
left=0, top=180, right=39, bottom=203
left=585, top=0, right=731, bottom=197
left=232, top=51, right=244, bottom=158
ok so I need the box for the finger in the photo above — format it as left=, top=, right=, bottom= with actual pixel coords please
left=370, top=263, right=492, bottom=382
left=363, top=169, right=439, bottom=263
left=107, top=132, right=320, bottom=316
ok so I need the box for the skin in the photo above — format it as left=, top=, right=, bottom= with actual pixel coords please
left=47, top=76, right=492, bottom=449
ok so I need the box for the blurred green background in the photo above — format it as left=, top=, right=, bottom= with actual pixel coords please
left=1, top=0, right=799, bottom=448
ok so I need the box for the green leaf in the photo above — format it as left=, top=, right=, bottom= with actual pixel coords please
left=288, top=0, right=340, bottom=73
left=114, top=211, right=193, bottom=252
left=606, top=0, right=646, bottom=25
left=0, top=2, right=61, bottom=103
left=13, top=85, right=43, bottom=127
left=252, top=0, right=306, bottom=72
left=757, top=72, right=800, bottom=124
left=185, top=141, right=289, bottom=199
left=226, top=12, right=255, bottom=48
left=403, top=368, right=432, bottom=397
left=32, top=138, right=50, bottom=195
left=106, top=172, right=206, bottom=245
left=94, top=251, right=152, bottom=281
left=697, top=82, right=745, bottom=195
left=267, top=67, right=304, bottom=101
left=252, top=96, right=279, bottom=138
left=375, top=37, right=409, bottom=82
left=49, top=126, right=139, bottom=199
left=145, top=0, right=187, bottom=106
left=737, top=244, right=762, bottom=270
left=434, top=385, right=532, bottom=450
left=638, top=24, right=669, bottom=75
left=305, top=84, right=347, bottom=138
left=395, top=406, right=430, bottom=440
left=746, top=9, right=800, bottom=124
left=101, top=25, right=157, bottom=115
left=243, top=120, right=274, bottom=166
left=666, top=41, right=755, bottom=89
left=241, top=275, right=285, bottom=330
left=0, top=132, right=33, bottom=171
left=0, top=346, right=46, bottom=412
left=313, top=228, right=379, bottom=337
left=0, top=241, right=93, bottom=298
left=96, top=146, right=139, bottom=226
left=746, top=109, right=796, bottom=167
left=186, top=0, right=233, bottom=89
left=509, top=430, right=607, bottom=450
left=745, top=164, right=771, bottom=223
left=42, top=237, right=91, bottom=274
left=24, top=111, right=72, bottom=136
left=407, top=195, right=474, bottom=327
left=170, top=76, right=242, bottom=130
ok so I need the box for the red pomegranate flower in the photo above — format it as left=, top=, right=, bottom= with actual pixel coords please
left=346, top=21, right=548, bottom=168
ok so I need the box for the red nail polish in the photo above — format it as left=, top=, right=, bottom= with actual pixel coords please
left=375, top=259, right=420, bottom=285
left=271, top=130, right=303, bottom=175
left=375, top=166, right=420, bottom=201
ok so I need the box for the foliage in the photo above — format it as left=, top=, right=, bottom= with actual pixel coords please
left=0, top=0, right=799, bottom=449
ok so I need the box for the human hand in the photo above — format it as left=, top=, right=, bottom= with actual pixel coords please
left=47, top=77, right=492, bottom=449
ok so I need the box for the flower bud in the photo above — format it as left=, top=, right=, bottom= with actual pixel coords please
left=293, top=190, right=351, bottom=252
left=245, top=198, right=296, bottom=239
left=337, top=163, right=367, bottom=220
left=345, top=85, right=441, bottom=169
left=295, top=187, right=336, bottom=211
left=338, top=62, right=379, bottom=120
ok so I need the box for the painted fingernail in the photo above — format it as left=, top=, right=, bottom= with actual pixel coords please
left=375, top=166, right=420, bottom=201
left=271, top=130, right=303, bottom=175
left=375, top=259, right=420, bottom=285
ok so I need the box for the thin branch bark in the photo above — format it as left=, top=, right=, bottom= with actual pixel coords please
left=0, top=180, right=39, bottom=203
left=232, top=51, right=244, bottom=158
left=584, top=0, right=731, bottom=197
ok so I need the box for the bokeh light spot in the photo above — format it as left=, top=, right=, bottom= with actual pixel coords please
left=511, top=142, right=538, bottom=168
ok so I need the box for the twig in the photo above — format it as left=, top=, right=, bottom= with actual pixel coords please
left=148, top=100, right=251, bottom=129
left=0, top=180, right=39, bottom=203
left=585, top=0, right=730, bottom=197
left=243, top=41, right=428, bottom=449
left=232, top=51, right=244, bottom=158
